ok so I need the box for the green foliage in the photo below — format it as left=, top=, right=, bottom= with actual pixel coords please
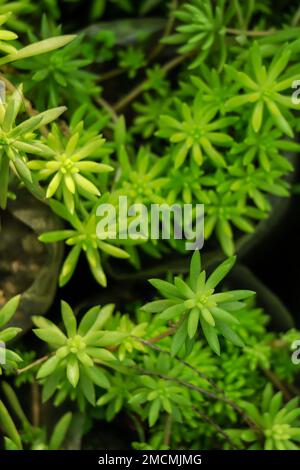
left=0, top=12, right=18, bottom=55
left=163, top=0, right=228, bottom=69
left=129, top=353, right=191, bottom=427
left=0, top=85, right=66, bottom=208
left=157, top=94, right=236, bottom=169
left=132, top=93, right=171, bottom=139
left=204, top=189, right=266, bottom=255
left=15, top=17, right=99, bottom=109
left=118, top=46, right=146, bottom=78
left=0, top=381, right=72, bottom=450
left=0, top=18, right=75, bottom=66
left=229, top=121, right=298, bottom=172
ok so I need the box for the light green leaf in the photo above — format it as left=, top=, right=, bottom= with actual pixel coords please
left=61, top=301, right=77, bottom=338
left=37, top=356, right=61, bottom=379
left=206, top=256, right=236, bottom=290
left=49, top=412, right=72, bottom=450
left=171, top=318, right=188, bottom=356
left=0, top=36, right=76, bottom=65
left=66, top=356, right=79, bottom=387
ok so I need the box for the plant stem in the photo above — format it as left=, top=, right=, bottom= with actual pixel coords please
left=128, top=412, right=145, bottom=443
left=113, top=53, right=191, bottom=112
left=17, top=355, right=49, bottom=375
left=261, top=368, right=292, bottom=400
left=226, top=28, right=275, bottom=37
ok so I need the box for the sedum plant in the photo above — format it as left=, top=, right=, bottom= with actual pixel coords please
left=225, top=43, right=300, bottom=136
left=143, top=251, right=254, bottom=355
left=28, top=122, right=113, bottom=214
left=229, top=120, right=299, bottom=172
left=32, top=302, right=123, bottom=405
left=229, top=384, right=300, bottom=450
left=165, top=162, right=211, bottom=205
left=132, top=93, right=171, bottom=139
left=0, top=382, right=72, bottom=450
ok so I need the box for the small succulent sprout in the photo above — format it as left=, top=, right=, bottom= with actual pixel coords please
left=0, top=295, right=22, bottom=373
left=33, top=302, right=127, bottom=405
left=229, top=120, right=298, bottom=172
left=143, top=251, right=255, bottom=355
left=132, top=93, right=171, bottom=138
left=97, top=372, right=135, bottom=421
left=165, top=162, right=212, bottom=205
